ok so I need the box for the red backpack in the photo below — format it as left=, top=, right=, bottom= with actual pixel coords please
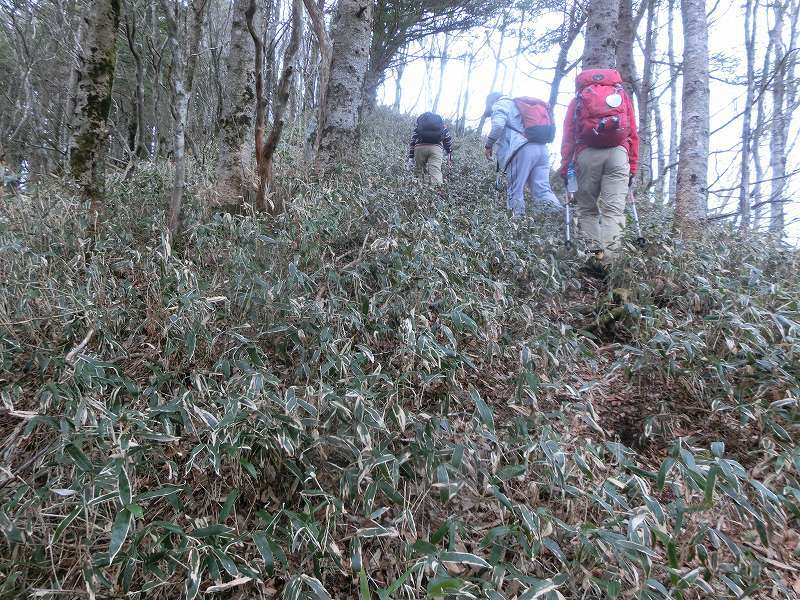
left=573, top=69, right=631, bottom=148
left=512, top=97, right=555, bottom=143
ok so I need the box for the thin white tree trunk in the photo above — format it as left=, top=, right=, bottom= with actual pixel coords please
left=478, top=13, right=508, bottom=133
left=769, top=1, right=788, bottom=235
left=160, top=0, right=207, bottom=237
left=460, top=52, right=474, bottom=133
left=739, top=0, right=758, bottom=229
left=393, top=60, right=405, bottom=112
left=674, top=0, right=709, bottom=228
left=667, top=0, right=678, bottom=200
left=432, top=33, right=450, bottom=114
left=636, top=0, right=656, bottom=191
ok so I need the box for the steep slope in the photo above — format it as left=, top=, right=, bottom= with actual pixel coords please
left=0, top=110, right=798, bottom=599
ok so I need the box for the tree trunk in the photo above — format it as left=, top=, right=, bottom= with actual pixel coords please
left=432, top=33, right=450, bottom=114
left=460, top=52, right=474, bottom=133
left=148, top=2, right=167, bottom=159
left=302, top=0, right=332, bottom=156
left=252, top=0, right=303, bottom=211
left=315, top=0, right=373, bottom=173
left=68, top=0, right=121, bottom=214
left=160, top=0, right=208, bottom=238
left=769, top=2, right=788, bottom=236
left=265, top=0, right=279, bottom=118
left=635, top=0, right=657, bottom=191
left=393, top=60, right=405, bottom=112
left=653, top=99, right=666, bottom=203
left=216, top=0, right=257, bottom=205
left=667, top=0, right=678, bottom=200
left=674, top=0, right=709, bottom=229
left=62, top=12, right=87, bottom=167
left=615, top=0, right=638, bottom=96
left=738, top=0, right=758, bottom=229
left=509, top=11, right=526, bottom=95
left=477, top=13, right=508, bottom=133
left=124, top=10, right=149, bottom=161
left=582, top=0, right=619, bottom=69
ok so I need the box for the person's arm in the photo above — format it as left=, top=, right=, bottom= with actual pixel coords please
left=485, top=98, right=510, bottom=149
left=441, top=125, right=453, bottom=156
left=560, top=99, right=576, bottom=177
left=625, top=95, right=640, bottom=176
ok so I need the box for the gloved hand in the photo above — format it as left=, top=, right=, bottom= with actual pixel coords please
left=484, top=146, right=493, bottom=160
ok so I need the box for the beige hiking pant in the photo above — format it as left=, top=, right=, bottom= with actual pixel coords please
left=575, top=146, right=630, bottom=260
left=414, top=145, right=444, bottom=184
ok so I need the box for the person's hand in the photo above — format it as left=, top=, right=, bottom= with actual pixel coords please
left=484, top=146, right=493, bottom=160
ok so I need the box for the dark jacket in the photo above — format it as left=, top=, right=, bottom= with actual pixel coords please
left=409, top=124, right=453, bottom=159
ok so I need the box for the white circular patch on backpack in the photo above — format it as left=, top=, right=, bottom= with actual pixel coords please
left=606, top=93, right=623, bottom=108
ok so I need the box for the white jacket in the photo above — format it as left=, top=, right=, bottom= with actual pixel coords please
left=485, top=96, right=529, bottom=172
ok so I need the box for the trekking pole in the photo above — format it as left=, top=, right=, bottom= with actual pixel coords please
left=627, top=188, right=646, bottom=247
left=494, top=160, right=503, bottom=205
left=564, top=194, right=573, bottom=249
left=564, top=163, right=578, bottom=249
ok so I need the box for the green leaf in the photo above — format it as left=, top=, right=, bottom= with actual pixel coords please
left=439, top=551, right=491, bottom=569
left=52, top=505, right=82, bottom=544
left=426, top=576, right=467, bottom=596
left=657, top=457, right=674, bottom=490
left=220, top=488, right=240, bottom=521
left=703, top=465, right=718, bottom=508
left=118, top=464, right=132, bottom=506
left=64, top=444, right=92, bottom=472
left=359, top=569, right=372, bottom=600
left=252, top=532, right=275, bottom=575
left=470, top=388, right=494, bottom=433
left=496, top=463, right=526, bottom=481
left=519, top=573, right=568, bottom=599
left=108, top=508, right=132, bottom=565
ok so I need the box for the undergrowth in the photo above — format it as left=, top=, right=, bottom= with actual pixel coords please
left=0, top=110, right=798, bottom=599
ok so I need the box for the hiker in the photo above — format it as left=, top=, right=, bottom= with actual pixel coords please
left=560, top=69, right=639, bottom=266
left=483, top=93, right=562, bottom=218
left=408, top=112, right=453, bottom=185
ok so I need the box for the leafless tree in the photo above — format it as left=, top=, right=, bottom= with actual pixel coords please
left=249, top=0, right=303, bottom=211
left=674, top=0, right=709, bottom=229
left=159, top=0, right=209, bottom=237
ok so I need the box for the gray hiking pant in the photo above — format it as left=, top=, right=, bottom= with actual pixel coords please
left=505, top=143, right=562, bottom=216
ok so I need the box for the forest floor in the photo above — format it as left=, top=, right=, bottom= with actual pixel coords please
left=1, top=110, right=799, bottom=599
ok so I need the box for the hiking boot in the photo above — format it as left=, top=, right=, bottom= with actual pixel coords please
left=580, top=252, right=609, bottom=280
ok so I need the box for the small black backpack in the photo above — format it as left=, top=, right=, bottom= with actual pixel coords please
left=416, top=112, right=444, bottom=144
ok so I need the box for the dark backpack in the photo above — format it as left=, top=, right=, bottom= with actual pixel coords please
left=512, top=97, right=555, bottom=143
left=416, top=112, right=444, bottom=144
left=573, top=69, right=632, bottom=148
